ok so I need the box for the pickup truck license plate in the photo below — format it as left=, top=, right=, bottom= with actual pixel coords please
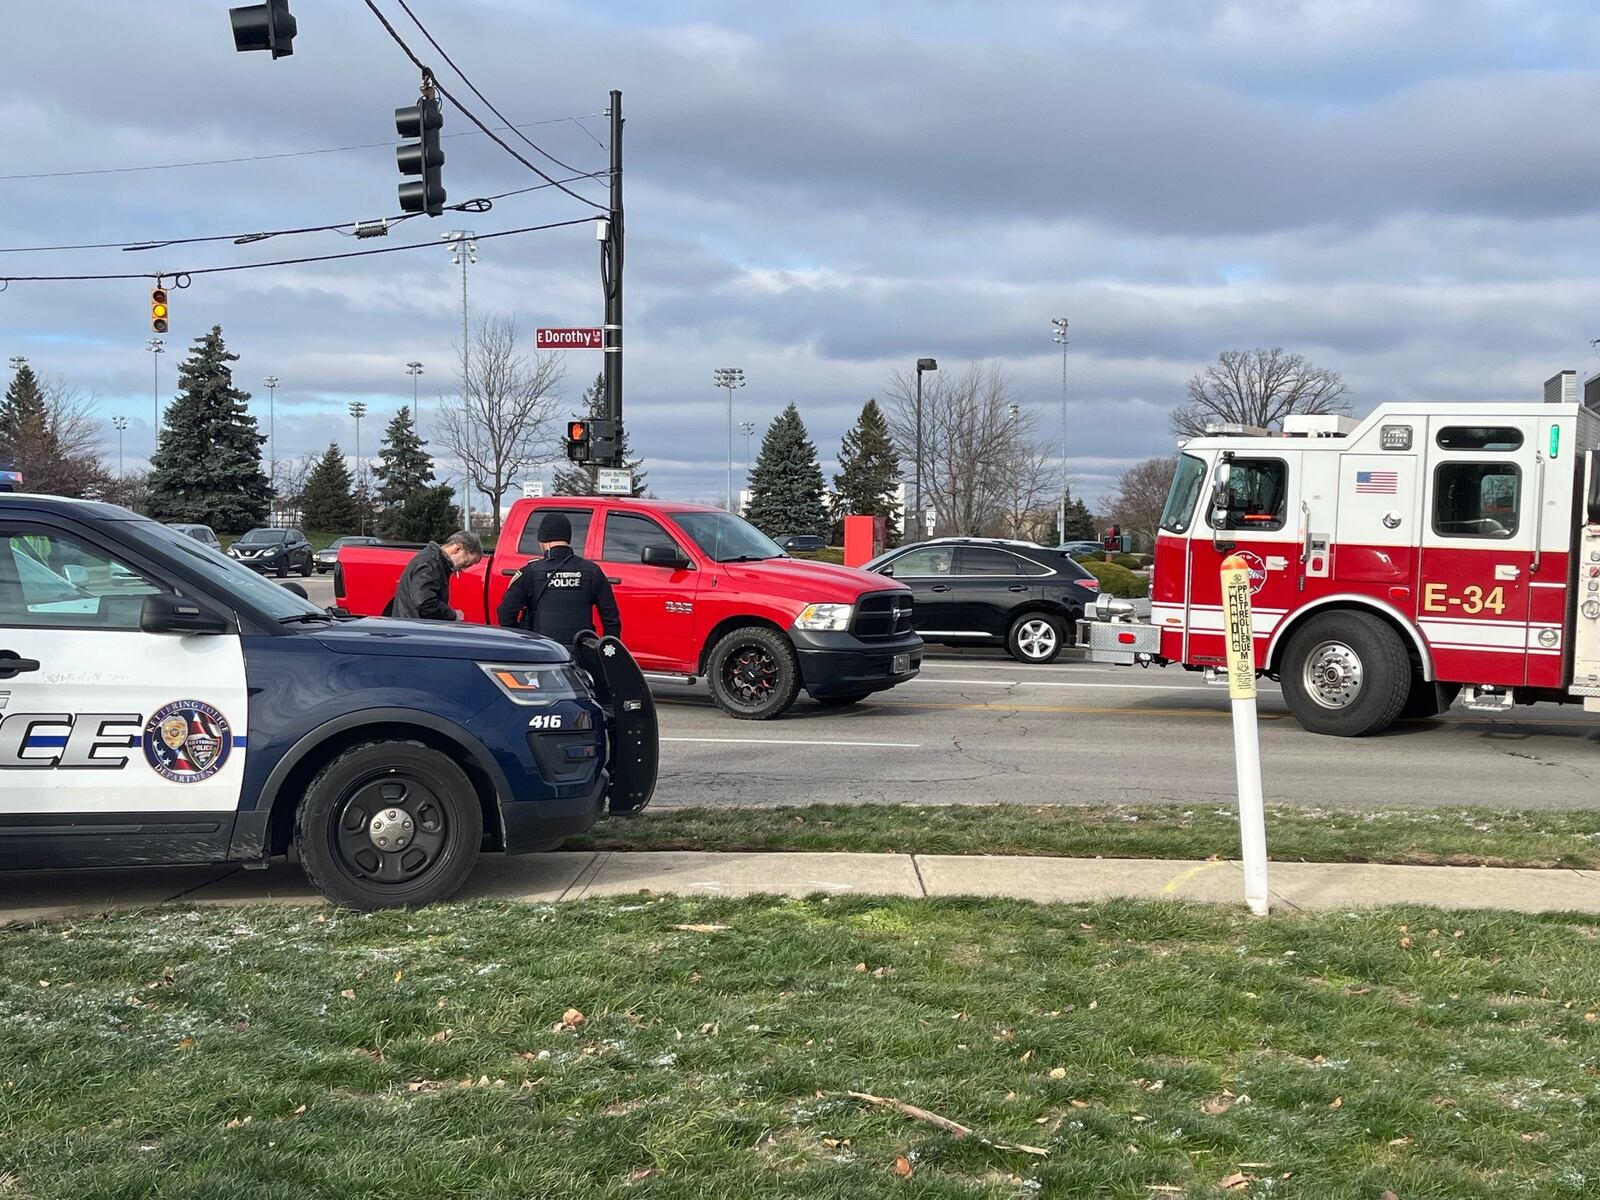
left=891, top=653, right=911, bottom=675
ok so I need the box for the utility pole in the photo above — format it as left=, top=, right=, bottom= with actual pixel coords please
left=444, top=230, right=476, bottom=529
left=111, top=416, right=128, bottom=479
left=406, top=360, right=425, bottom=436
left=349, top=400, right=368, bottom=533
left=914, top=357, right=938, bottom=541
left=740, top=420, right=756, bottom=473
left=600, top=89, right=624, bottom=468
left=146, top=337, right=165, bottom=434
left=713, top=368, right=745, bottom=510
left=263, top=375, right=279, bottom=502
left=1051, top=317, right=1069, bottom=543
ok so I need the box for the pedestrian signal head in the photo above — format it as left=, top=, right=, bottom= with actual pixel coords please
left=150, top=288, right=170, bottom=334
left=565, top=420, right=591, bottom=463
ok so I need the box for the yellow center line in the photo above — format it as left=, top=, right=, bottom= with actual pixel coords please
left=888, top=701, right=1287, bottom=719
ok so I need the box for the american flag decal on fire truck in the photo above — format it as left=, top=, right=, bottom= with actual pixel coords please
left=1354, top=470, right=1399, bottom=494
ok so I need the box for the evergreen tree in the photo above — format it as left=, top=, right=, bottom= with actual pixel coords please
left=146, top=326, right=270, bottom=532
left=744, top=403, right=829, bottom=537
left=832, top=398, right=902, bottom=543
left=373, top=406, right=434, bottom=508
left=299, top=443, right=359, bottom=533
left=0, top=363, right=55, bottom=467
left=383, top=483, right=460, bottom=543
left=552, top=374, right=648, bottom=496
left=1062, top=494, right=1097, bottom=541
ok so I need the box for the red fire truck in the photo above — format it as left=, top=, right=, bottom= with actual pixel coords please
left=1080, top=394, right=1600, bottom=736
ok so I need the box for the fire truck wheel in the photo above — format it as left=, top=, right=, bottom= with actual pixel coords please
left=1007, top=614, right=1065, bottom=664
left=1280, top=611, right=1411, bottom=737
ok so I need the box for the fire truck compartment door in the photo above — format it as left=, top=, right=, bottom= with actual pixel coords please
left=1334, top=455, right=1419, bottom=585
left=1419, top=416, right=1538, bottom=689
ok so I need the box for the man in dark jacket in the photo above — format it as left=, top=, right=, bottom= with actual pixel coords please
left=391, top=530, right=483, bottom=620
left=497, top=512, right=621, bottom=645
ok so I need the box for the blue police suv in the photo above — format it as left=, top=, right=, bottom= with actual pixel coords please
left=0, top=495, right=657, bottom=908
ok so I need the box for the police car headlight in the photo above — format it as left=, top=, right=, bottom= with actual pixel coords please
left=480, top=663, right=588, bottom=704
left=793, top=602, right=853, bottom=632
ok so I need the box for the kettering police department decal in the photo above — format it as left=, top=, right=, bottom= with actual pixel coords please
left=144, top=701, right=232, bottom=783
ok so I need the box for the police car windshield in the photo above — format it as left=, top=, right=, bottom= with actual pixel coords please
left=124, top=520, right=325, bottom=621
left=671, top=511, right=783, bottom=563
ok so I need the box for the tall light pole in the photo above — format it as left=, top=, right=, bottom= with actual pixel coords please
left=1051, top=317, right=1069, bottom=543
left=914, top=357, right=938, bottom=541
left=713, top=367, right=745, bottom=510
left=262, top=376, right=279, bottom=500
left=111, top=416, right=129, bottom=479
left=406, top=360, right=425, bottom=436
left=146, top=337, right=165, bottom=433
left=349, top=400, right=368, bottom=533
left=740, top=420, right=757, bottom=473
left=444, top=231, right=477, bottom=527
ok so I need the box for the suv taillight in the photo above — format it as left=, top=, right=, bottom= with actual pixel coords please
left=1077, top=578, right=1100, bottom=591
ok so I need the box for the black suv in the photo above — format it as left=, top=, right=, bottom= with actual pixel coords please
left=864, top=538, right=1101, bottom=663
left=227, top=526, right=315, bottom=577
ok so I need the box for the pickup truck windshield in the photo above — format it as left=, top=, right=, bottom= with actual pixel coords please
left=672, top=511, right=784, bottom=563
left=122, top=520, right=324, bottom=621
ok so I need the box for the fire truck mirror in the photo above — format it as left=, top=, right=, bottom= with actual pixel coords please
left=1587, top=450, right=1600, bottom=525
left=1209, top=459, right=1235, bottom=550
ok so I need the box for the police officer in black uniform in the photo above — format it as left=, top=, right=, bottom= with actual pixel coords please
left=496, top=512, right=622, bottom=646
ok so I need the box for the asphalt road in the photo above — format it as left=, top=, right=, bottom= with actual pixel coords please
left=288, top=575, right=1600, bottom=812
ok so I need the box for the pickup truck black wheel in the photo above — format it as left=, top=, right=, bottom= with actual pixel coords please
left=1280, top=611, right=1411, bottom=737
left=295, top=739, right=483, bottom=909
left=1007, top=613, right=1065, bottom=664
left=707, top=626, right=801, bottom=720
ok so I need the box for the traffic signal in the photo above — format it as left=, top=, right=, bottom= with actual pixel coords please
left=396, top=96, right=446, bottom=217
left=150, top=288, right=169, bottom=334
left=229, top=0, right=296, bottom=58
left=565, top=419, right=591, bottom=463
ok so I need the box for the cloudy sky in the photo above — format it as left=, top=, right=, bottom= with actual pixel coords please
left=5, top=0, right=1600, bottom=509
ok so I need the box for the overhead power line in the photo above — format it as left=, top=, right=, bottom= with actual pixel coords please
left=391, top=0, right=587, bottom=177
left=0, top=217, right=596, bottom=284
left=0, top=171, right=609, bottom=255
left=0, top=115, right=605, bottom=183
left=361, top=0, right=605, bottom=212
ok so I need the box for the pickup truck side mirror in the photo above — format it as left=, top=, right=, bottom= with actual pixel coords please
left=140, top=593, right=229, bottom=636
left=641, top=545, right=691, bottom=570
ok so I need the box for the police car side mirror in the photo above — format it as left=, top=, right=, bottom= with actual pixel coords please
left=141, top=593, right=229, bottom=636
left=641, top=546, right=690, bottom=570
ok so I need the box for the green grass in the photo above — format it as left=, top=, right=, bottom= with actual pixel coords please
left=3, top=897, right=1599, bottom=1198
left=572, top=803, right=1600, bottom=870
left=789, top=547, right=846, bottom=565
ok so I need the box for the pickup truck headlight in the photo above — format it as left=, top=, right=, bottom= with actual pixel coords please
left=480, top=663, right=588, bottom=704
left=793, top=602, right=854, bottom=632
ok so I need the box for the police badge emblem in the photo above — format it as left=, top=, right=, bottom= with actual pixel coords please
left=144, top=700, right=233, bottom=783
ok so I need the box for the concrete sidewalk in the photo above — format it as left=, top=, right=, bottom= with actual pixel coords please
left=5, top=851, right=1600, bottom=924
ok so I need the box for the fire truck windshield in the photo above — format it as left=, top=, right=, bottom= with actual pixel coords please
left=1160, top=454, right=1208, bottom=534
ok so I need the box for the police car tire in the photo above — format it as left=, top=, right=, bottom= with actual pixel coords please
left=1280, top=611, right=1411, bottom=737
left=706, top=626, right=801, bottom=720
left=295, top=739, right=483, bottom=910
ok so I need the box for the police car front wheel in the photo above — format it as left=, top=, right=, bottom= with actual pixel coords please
left=295, top=739, right=484, bottom=909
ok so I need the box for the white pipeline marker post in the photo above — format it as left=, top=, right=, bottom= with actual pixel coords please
left=1221, top=553, right=1270, bottom=916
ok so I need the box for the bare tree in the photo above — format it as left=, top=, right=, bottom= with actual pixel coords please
left=992, top=408, right=1058, bottom=539
left=1170, top=348, right=1349, bottom=438
left=436, top=315, right=564, bottom=533
left=270, top=451, right=319, bottom=521
left=1107, top=455, right=1179, bottom=551
left=882, top=361, right=1042, bottom=537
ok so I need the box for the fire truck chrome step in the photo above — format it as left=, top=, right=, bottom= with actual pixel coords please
left=1460, top=685, right=1515, bottom=713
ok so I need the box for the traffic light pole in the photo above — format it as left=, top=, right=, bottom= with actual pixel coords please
left=601, top=89, right=624, bottom=469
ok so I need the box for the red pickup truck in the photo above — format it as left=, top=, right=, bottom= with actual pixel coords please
left=336, top=497, right=923, bottom=719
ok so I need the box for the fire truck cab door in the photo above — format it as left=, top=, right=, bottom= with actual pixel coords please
left=1187, top=449, right=1304, bottom=667
left=1418, top=417, right=1539, bottom=688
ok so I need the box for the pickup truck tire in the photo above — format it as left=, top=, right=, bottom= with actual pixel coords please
left=295, top=739, right=484, bottom=909
left=1280, top=611, right=1411, bottom=737
left=706, top=626, right=801, bottom=720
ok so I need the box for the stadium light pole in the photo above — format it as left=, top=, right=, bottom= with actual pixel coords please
left=406, top=360, right=425, bottom=437
left=111, top=416, right=129, bottom=479
left=713, top=367, right=745, bottom=510
left=146, top=337, right=165, bottom=433
left=262, top=376, right=279, bottom=498
left=914, top=357, right=938, bottom=540
left=1051, top=317, right=1069, bottom=542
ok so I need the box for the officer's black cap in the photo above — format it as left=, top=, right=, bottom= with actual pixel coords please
left=538, top=512, right=573, bottom=543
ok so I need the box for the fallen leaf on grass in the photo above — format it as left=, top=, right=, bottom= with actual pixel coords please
left=176, top=1037, right=195, bottom=1052
left=224, top=1116, right=252, bottom=1130
left=1069, top=1099, right=1091, bottom=1110
left=339, top=989, right=357, bottom=1000
left=893, top=1155, right=913, bottom=1178
left=292, top=1105, right=307, bottom=1116
left=1380, top=1192, right=1399, bottom=1200
left=430, top=1030, right=451, bottom=1044
left=1400, top=937, right=1414, bottom=950
left=1202, top=1095, right=1234, bottom=1115
left=668, top=923, right=729, bottom=933
left=627, top=1168, right=656, bottom=1183
left=822, top=1138, right=851, bottom=1149
left=856, top=963, right=869, bottom=973
left=1329, top=1096, right=1343, bottom=1110
left=560, top=1008, right=585, bottom=1030
left=1388, top=1136, right=1413, bottom=1147
left=1048, top=1068, right=1067, bottom=1079
left=393, top=970, right=404, bottom=983
left=1520, top=1132, right=1548, bottom=1143
left=1218, top=1172, right=1254, bottom=1191
left=353, top=1048, right=385, bottom=1063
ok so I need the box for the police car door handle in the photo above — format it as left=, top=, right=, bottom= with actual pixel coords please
left=499, top=568, right=521, bottom=577
left=0, top=650, right=41, bottom=678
